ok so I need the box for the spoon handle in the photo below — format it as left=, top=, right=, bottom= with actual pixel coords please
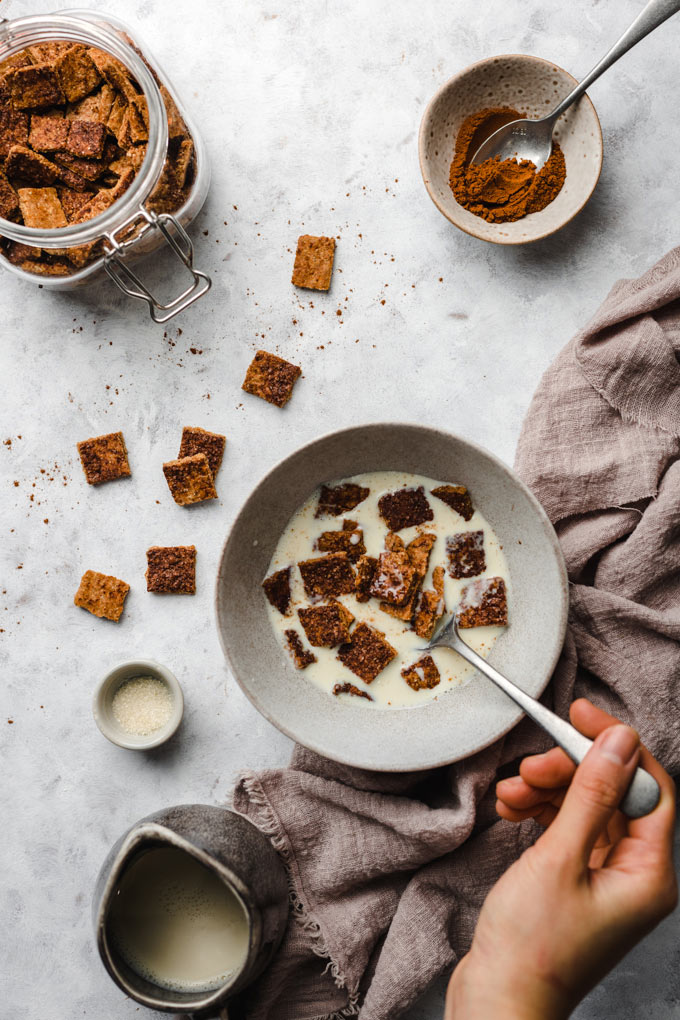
left=452, top=636, right=660, bottom=819
left=549, top=0, right=680, bottom=122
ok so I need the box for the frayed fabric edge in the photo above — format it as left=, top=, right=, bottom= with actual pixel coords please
left=237, top=771, right=361, bottom=1020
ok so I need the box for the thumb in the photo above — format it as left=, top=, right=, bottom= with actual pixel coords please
left=543, top=724, right=640, bottom=866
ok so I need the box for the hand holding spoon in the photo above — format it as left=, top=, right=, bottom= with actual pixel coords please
left=471, top=0, right=680, bottom=170
left=421, top=612, right=660, bottom=819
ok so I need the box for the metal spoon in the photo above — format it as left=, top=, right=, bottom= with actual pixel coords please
left=421, top=612, right=660, bottom=819
left=471, top=0, right=680, bottom=170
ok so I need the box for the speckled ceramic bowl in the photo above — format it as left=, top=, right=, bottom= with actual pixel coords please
left=419, top=54, right=603, bottom=244
left=216, top=424, right=568, bottom=771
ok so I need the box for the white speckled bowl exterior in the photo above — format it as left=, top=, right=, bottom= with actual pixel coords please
left=216, top=424, right=568, bottom=771
left=419, top=54, right=603, bottom=244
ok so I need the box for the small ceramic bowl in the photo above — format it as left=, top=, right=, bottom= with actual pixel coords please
left=419, top=54, right=603, bottom=244
left=216, top=423, right=568, bottom=771
left=93, top=659, right=184, bottom=750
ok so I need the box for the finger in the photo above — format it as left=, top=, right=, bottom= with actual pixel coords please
left=626, top=744, right=676, bottom=849
left=572, top=701, right=676, bottom=850
left=542, top=724, right=641, bottom=867
left=496, top=800, right=558, bottom=828
left=496, top=775, right=550, bottom=810
left=519, top=747, right=576, bottom=790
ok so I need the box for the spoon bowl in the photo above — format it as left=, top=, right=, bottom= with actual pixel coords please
left=471, top=114, right=556, bottom=171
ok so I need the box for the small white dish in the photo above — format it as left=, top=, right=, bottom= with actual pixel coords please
left=93, top=659, right=184, bottom=750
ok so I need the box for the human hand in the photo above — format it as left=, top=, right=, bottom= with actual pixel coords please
left=445, top=699, right=677, bottom=1020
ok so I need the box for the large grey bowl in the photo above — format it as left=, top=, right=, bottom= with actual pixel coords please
left=216, top=423, right=568, bottom=771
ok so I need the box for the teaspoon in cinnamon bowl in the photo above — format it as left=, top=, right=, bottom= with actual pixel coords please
left=418, top=54, right=603, bottom=245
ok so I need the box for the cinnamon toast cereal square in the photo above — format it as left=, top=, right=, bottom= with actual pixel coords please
left=0, top=106, right=29, bottom=159
left=284, top=628, right=317, bottom=669
left=7, top=64, right=65, bottom=110
left=298, top=601, right=354, bottom=647
left=337, top=622, right=396, bottom=683
left=413, top=566, right=445, bottom=640
left=17, top=188, right=67, bottom=229
left=378, top=486, right=434, bottom=531
left=67, top=118, right=107, bottom=158
left=431, top=484, right=474, bottom=521
left=241, top=350, right=302, bottom=408
left=6, top=145, right=60, bottom=185
left=333, top=682, right=373, bottom=702
left=0, top=172, right=19, bottom=220
left=146, top=545, right=196, bottom=594
left=53, top=150, right=103, bottom=182
left=401, top=655, right=441, bottom=691
left=369, top=545, right=418, bottom=606
left=315, top=482, right=369, bottom=517
left=262, top=566, right=292, bottom=617
left=58, top=186, right=92, bottom=221
left=298, top=552, right=355, bottom=600
left=292, top=234, right=336, bottom=291
left=315, top=520, right=366, bottom=563
left=54, top=44, right=101, bottom=103
left=379, top=533, right=435, bottom=621
left=178, top=426, right=226, bottom=479
left=77, top=431, right=130, bottom=485
left=163, top=454, right=217, bottom=506
left=354, top=554, right=378, bottom=602
left=457, top=577, right=508, bottom=629
left=74, top=569, right=129, bottom=622
left=29, top=114, right=70, bottom=153
left=446, top=531, right=485, bottom=579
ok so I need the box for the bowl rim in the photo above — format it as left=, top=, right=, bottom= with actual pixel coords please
left=214, top=421, right=569, bottom=770
left=418, top=52, right=604, bottom=245
left=93, top=658, right=184, bottom=750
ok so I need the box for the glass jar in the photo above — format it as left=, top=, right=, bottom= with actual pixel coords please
left=0, top=9, right=211, bottom=322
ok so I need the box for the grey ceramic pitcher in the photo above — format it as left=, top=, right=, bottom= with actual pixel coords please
left=93, top=804, right=289, bottom=1016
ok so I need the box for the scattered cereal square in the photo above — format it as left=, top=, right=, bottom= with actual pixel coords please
left=292, top=234, right=336, bottom=291
left=146, top=545, right=196, bottom=594
left=315, top=482, right=370, bottom=517
left=285, top=629, right=317, bottom=669
left=315, top=519, right=366, bottom=563
left=262, top=567, right=292, bottom=617
left=457, top=577, right=508, bottom=629
left=378, top=486, right=434, bottom=531
left=431, top=484, right=475, bottom=521
left=333, top=682, right=373, bottom=702
left=337, top=622, right=396, bottom=684
left=74, top=569, right=129, bottom=622
left=77, top=431, right=130, bottom=485
left=54, top=44, right=101, bottom=103
left=413, top=566, right=446, bottom=640
left=298, top=552, right=355, bottom=600
left=29, top=114, right=70, bottom=153
left=7, top=64, right=65, bottom=110
left=163, top=453, right=217, bottom=506
left=446, top=531, right=485, bottom=579
left=6, top=145, right=60, bottom=185
left=17, top=188, right=67, bottom=229
left=369, top=543, right=418, bottom=606
left=354, top=555, right=378, bottom=602
left=241, top=350, right=302, bottom=408
left=298, top=601, right=354, bottom=647
left=0, top=172, right=19, bottom=220
left=401, top=655, right=441, bottom=692
left=178, top=426, right=226, bottom=479
left=67, top=118, right=107, bottom=159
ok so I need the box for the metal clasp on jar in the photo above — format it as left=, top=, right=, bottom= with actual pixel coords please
left=102, top=207, right=211, bottom=323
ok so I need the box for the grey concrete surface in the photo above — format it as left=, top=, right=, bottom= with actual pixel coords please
left=2, top=0, right=679, bottom=1017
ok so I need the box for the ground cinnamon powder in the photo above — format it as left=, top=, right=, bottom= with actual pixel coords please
left=449, top=106, right=566, bottom=223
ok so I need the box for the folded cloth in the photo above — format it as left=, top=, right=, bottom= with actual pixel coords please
left=234, top=248, right=680, bottom=1020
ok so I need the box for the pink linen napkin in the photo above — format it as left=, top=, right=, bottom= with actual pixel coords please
left=234, top=247, right=680, bottom=1020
